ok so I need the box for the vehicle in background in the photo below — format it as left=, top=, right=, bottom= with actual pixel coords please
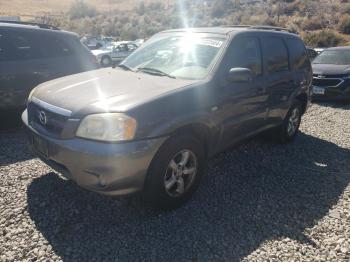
left=91, top=41, right=138, bottom=67
left=133, top=39, right=145, bottom=47
left=80, top=35, right=114, bottom=50
left=0, top=21, right=100, bottom=111
left=312, top=46, right=350, bottom=101
left=23, top=26, right=311, bottom=209
left=306, top=47, right=318, bottom=60
left=314, top=47, right=325, bottom=54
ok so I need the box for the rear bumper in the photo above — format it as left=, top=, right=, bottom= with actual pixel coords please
left=22, top=109, right=167, bottom=196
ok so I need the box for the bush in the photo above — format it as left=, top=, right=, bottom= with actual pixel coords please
left=339, top=16, right=350, bottom=34
left=302, top=17, right=325, bottom=31
left=303, top=30, right=346, bottom=47
left=69, top=0, right=97, bottom=19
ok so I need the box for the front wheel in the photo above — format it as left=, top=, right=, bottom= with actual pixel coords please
left=273, top=101, right=302, bottom=143
left=144, top=135, right=206, bottom=210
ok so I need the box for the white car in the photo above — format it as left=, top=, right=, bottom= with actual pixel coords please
left=91, top=42, right=138, bottom=67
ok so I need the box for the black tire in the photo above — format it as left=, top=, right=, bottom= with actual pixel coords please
left=144, top=134, right=206, bottom=210
left=273, top=101, right=303, bottom=144
left=101, top=56, right=112, bottom=67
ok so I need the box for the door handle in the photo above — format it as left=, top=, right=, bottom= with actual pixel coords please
left=256, top=87, right=265, bottom=94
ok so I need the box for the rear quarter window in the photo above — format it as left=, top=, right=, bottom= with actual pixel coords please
left=261, top=37, right=289, bottom=73
left=39, top=34, right=75, bottom=58
left=286, top=38, right=309, bottom=70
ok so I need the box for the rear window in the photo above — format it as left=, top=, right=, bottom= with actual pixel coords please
left=0, top=30, right=41, bottom=61
left=40, top=34, right=74, bottom=58
left=261, top=37, right=289, bottom=73
left=286, top=38, right=309, bottom=70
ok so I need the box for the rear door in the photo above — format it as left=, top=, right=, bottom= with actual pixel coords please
left=217, top=35, right=268, bottom=146
left=261, top=36, right=294, bottom=124
left=38, top=32, right=78, bottom=79
left=0, top=28, right=47, bottom=109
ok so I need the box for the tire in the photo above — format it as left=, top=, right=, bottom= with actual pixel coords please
left=144, top=134, right=206, bottom=210
left=101, top=56, right=112, bottom=67
left=273, top=101, right=303, bottom=144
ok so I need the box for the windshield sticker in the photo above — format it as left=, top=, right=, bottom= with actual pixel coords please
left=195, top=39, right=223, bottom=48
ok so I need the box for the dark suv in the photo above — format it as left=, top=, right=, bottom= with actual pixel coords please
left=0, top=22, right=100, bottom=111
left=22, top=26, right=312, bottom=209
left=312, top=46, right=350, bottom=101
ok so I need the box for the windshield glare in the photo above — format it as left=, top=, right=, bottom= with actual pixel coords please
left=121, top=33, right=226, bottom=80
left=313, top=50, right=350, bottom=65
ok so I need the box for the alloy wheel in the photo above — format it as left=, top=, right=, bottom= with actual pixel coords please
left=164, top=150, right=197, bottom=198
left=287, top=107, right=300, bottom=136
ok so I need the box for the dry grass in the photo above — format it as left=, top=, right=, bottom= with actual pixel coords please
left=0, top=0, right=158, bottom=17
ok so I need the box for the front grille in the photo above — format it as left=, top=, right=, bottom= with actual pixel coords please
left=28, top=101, right=68, bottom=137
left=312, top=77, right=343, bottom=87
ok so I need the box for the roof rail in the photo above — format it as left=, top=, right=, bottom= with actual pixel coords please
left=249, top=25, right=295, bottom=33
left=0, top=21, right=60, bottom=30
left=225, top=25, right=295, bottom=34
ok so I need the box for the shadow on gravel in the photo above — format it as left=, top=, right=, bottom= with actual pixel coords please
left=0, top=130, right=34, bottom=166
left=27, top=133, right=350, bottom=261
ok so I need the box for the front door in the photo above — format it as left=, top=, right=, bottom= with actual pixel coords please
left=216, top=36, right=268, bottom=148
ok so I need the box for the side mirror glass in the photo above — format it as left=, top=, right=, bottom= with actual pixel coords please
left=227, top=67, right=253, bottom=82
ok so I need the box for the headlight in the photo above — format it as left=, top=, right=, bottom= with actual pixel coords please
left=76, top=113, right=137, bottom=142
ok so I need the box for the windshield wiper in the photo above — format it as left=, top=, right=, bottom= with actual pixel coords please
left=116, top=64, right=134, bottom=71
left=137, top=67, right=176, bottom=79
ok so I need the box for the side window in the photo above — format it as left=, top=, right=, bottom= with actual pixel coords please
left=0, top=32, right=9, bottom=62
left=229, top=37, right=262, bottom=76
left=261, top=37, right=289, bottom=73
left=2, top=30, right=41, bottom=61
left=127, top=44, right=136, bottom=52
left=286, top=38, right=309, bottom=70
left=40, top=35, right=74, bottom=58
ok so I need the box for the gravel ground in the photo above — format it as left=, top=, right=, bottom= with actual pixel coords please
left=0, top=102, right=349, bottom=262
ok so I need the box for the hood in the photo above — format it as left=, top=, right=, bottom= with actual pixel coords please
left=31, top=68, right=197, bottom=115
left=312, top=63, right=350, bottom=76
left=91, top=49, right=111, bottom=56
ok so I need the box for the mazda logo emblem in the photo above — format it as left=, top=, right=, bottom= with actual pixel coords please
left=38, top=111, right=47, bottom=125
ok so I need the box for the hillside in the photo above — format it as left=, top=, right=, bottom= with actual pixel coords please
left=0, top=0, right=158, bottom=15
left=1, top=0, right=350, bottom=47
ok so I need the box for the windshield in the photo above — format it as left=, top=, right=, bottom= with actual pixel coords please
left=313, top=50, right=350, bottom=65
left=121, top=33, right=226, bottom=80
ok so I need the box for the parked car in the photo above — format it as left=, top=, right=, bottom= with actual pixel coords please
left=307, top=47, right=318, bottom=60
left=22, top=26, right=312, bottom=209
left=91, top=41, right=138, bottom=67
left=0, top=21, right=100, bottom=111
left=311, top=46, right=350, bottom=101
left=80, top=35, right=113, bottom=50
left=314, top=48, right=325, bottom=54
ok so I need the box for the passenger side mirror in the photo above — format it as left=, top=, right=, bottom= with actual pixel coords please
left=227, top=67, right=253, bottom=82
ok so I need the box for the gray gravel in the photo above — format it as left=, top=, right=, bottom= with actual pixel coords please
left=0, top=102, right=350, bottom=262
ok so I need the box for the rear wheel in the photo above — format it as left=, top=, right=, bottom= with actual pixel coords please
left=101, top=56, right=112, bottom=67
left=144, top=135, right=206, bottom=210
left=273, top=101, right=302, bottom=143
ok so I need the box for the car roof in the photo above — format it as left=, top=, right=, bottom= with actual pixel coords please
left=0, top=22, right=76, bottom=37
left=325, top=46, right=350, bottom=51
left=161, top=26, right=297, bottom=37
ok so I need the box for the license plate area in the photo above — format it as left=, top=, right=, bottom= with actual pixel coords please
left=312, top=86, right=325, bottom=95
left=32, top=135, right=49, bottom=158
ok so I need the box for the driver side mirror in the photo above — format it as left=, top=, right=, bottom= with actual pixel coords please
left=227, top=67, right=253, bottom=82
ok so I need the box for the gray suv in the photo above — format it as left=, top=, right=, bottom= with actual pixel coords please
left=22, top=26, right=312, bottom=209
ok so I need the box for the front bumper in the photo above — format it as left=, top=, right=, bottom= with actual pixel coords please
left=311, top=79, right=350, bottom=101
left=22, top=110, right=167, bottom=196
